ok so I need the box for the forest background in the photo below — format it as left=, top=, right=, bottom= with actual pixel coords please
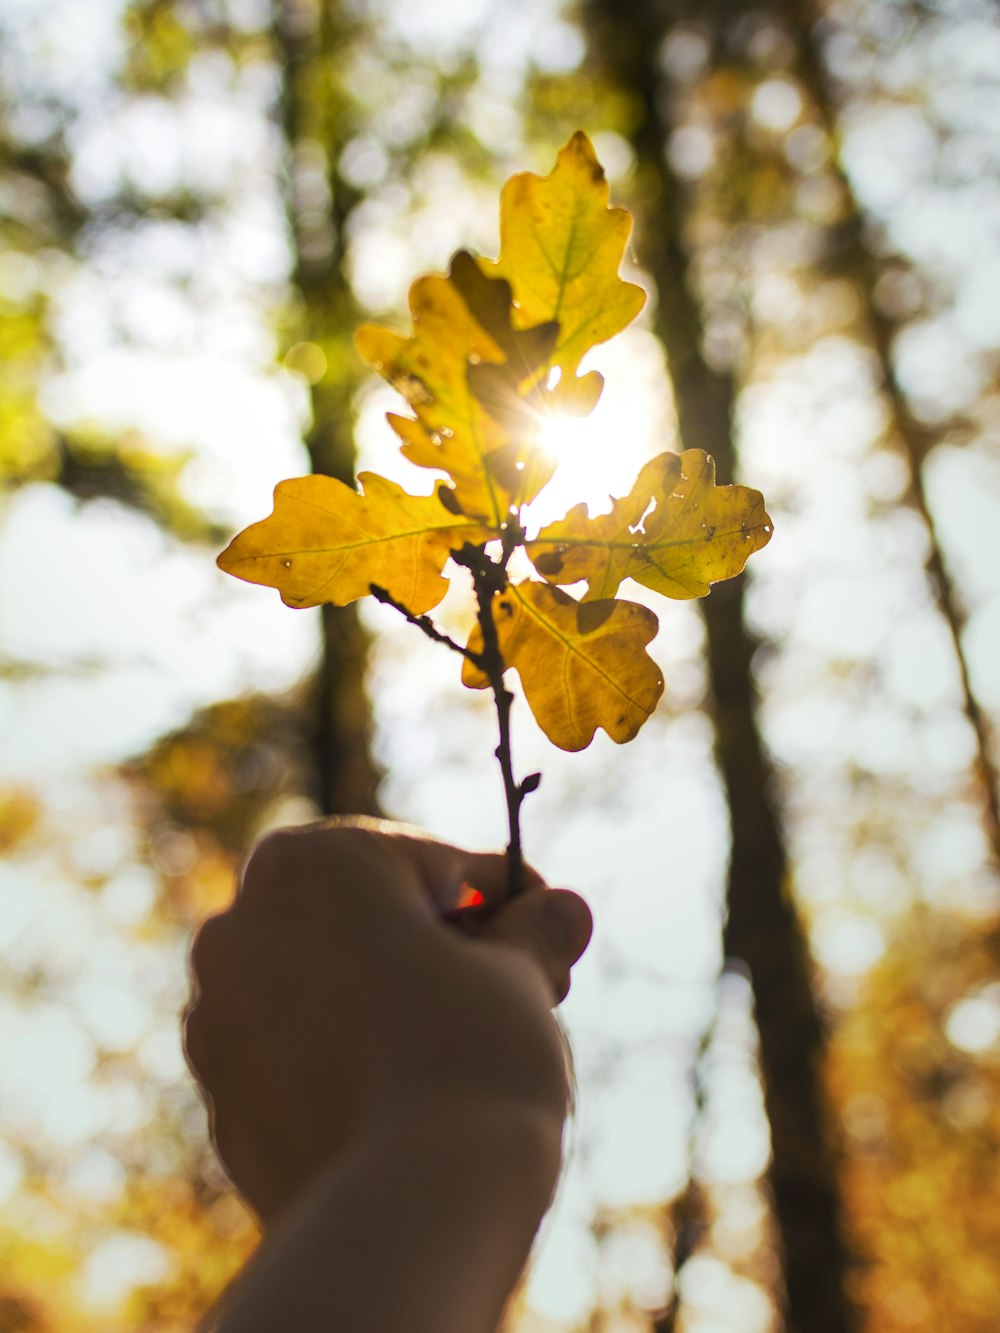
left=1, top=0, right=999, bottom=1330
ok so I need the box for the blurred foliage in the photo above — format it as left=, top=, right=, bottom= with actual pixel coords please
left=0, top=0, right=294, bottom=1321
left=830, top=908, right=1000, bottom=1330
left=0, top=786, right=43, bottom=857
left=119, top=1174, right=256, bottom=1329
left=0, top=287, right=57, bottom=483
left=126, top=695, right=309, bottom=854
left=0, top=0, right=236, bottom=540
left=123, top=693, right=314, bottom=919
left=559, top=0, right=1000, bottom=1328
left=122, top=0, right=209, bottom=92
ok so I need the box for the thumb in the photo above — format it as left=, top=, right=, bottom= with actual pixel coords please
left=481, top=888, right=593, bottom=1003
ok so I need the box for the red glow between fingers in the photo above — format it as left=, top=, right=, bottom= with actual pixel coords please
left=442, top=884, right=487, bottom=930
left=456, top=885, right=485, bottom=909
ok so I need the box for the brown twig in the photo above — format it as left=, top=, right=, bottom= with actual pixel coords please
left=368, top=584, right=482, bottom=665
left=451, top=539, right=537, bottom=898
left=370, top=559, right=539, bottom=898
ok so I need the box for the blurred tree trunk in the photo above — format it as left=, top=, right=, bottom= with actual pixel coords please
left=782, top=0, right=1000, bottom=867
left=275, top=0, right=381, bottom=816
left=582, top=4, right=857, bottom=1330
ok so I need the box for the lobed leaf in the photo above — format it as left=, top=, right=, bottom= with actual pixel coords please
left=355, top=275, right=508, bottom=524
left=356, top=134, right=648, bottom=525
left=527, top=449, right=773, bottom=600
left=483, top=130, right=646, bottom=412
left=355, top=258, right=559, bottom=523
left=219, top=135, right=775, bottom=773
left=462, top=580, right=663, bottom=752
left=217, top=472, right=487, bottom=614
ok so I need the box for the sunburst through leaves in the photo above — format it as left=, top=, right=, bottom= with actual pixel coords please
left=217, top=132, right=773, bottom=891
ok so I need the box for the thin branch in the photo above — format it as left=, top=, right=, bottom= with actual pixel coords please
left=371, top=546, right=539, bottom=899
left=368, top=584, right=482, bottom=666
left=451, top=541, right=535, bottom=898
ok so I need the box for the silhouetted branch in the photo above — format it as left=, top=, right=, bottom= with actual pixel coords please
left=368, top=584, right=482, bottom=665
left=451, top=541, right=536, bottom=898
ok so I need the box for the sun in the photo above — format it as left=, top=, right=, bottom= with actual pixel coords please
left=526, top=371, right=665, bottom=528
left=536, top=410, right=588, bottom=466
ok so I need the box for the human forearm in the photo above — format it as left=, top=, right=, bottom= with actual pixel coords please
left=186, top=822, right=592, bottom=1329
left=210, top=1102, right=563, bottom=1333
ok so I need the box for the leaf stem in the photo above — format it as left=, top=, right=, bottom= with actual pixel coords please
left=452, top=536, right=536, bottom=899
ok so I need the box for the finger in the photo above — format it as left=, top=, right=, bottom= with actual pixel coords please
left=479, top=888, right=593, bottom=1002
left=188, top=912, right=229, bottom=993
left=182, top=1000, right=213, bottom=1086
left=382, top=826, right=547, bottom=912
left=210, top=1107, right=278, bottom=1222
left=237, top=816, right=546, bottom=915
left=237, top=819, right=434, bottom=913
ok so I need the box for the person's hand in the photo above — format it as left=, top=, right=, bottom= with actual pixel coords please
left=183, top=817, right=593, bottom=1226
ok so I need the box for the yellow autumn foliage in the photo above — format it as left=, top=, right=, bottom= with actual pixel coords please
left=462, top=581, right=664, bottom=751
left=218, top=472, right=486, bottom=615
left=219, top=133, right=772, bottom=751
left=528, top=449, right=772, bottom=601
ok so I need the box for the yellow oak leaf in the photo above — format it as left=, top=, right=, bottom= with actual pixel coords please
left=217, top=472, right=487, bottom=614
left=355, top=256, right=559, bottom=523
left=527, top=449, right=773, bottom=600
left=355, top=274, right=507, bottom=524
left=483, top=130, right=646, bottom=412
left=448, top=249, right=559, bottom=404
left=462, top=580, right=663, bottom=751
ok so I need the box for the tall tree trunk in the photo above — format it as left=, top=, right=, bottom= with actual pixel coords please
left=275, top=0, right=381, bottom=816
left=582, top=5, right=857, bottom=1330
left=783, top=0, right=1000, bottom=868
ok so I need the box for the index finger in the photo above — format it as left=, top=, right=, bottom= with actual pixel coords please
left=237, top=817, right=546, bottom=917
left=371, top=820, right=548, bottom=912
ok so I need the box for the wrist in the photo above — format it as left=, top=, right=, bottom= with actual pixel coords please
left=371, top=1093, right=565, bottom=1199
left=310, top=1093, right=565, bottom=1245
left=219, top=1097, right=565, bottom=1333
left=337, top=1103, right=564, bottom=1327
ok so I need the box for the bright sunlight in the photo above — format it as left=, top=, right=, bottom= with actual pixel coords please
left=526, top=335, right=673, bottom=530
